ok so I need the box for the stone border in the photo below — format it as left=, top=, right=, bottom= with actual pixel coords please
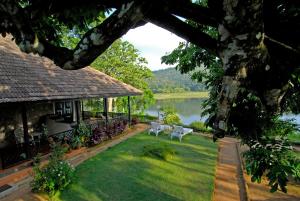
left=211, top=141, right=220, bottom=201
left=235, top=142, right=250, bottom=201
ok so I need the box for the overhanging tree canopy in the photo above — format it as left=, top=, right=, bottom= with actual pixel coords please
left=1, top=0, right=299, bottom=132
left=1, top=0, right=300, bottom=192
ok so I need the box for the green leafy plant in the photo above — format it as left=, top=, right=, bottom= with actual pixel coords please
left=161, top=107, right=181, bottom=125
left=70, top=135, right=82, bottom=149
left=31, top=143, right=75, bottom=197
left=189, top=121, right=212, bottom=133
left=244, top=139, right=300, bottom=193
left=243, top=118, right=300, bottom=193
left=76, top=121, right=91, bottom=146
left=32, top=153, right=42, bottom=166
left=143, top=143, right=177, bottom=161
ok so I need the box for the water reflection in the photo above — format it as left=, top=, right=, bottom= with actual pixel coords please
left=146, top=98, right=208, bottom=125
left=146, top=98, right=300, bottom=126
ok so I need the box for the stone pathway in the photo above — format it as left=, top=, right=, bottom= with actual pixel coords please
left=214, top=137, right=300, bottom=201
left=1, top=123, right=149, bottom=201
left=213, top=137, right=247, bottom=201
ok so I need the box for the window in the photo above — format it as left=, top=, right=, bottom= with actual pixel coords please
left=55, top=101, right=73, bottom=120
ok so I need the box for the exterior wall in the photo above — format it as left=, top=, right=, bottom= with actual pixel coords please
left=27, top=102, right=54, bottom=131
left=0, top=103, right=22, bottom=144
left=0, top=102, right=53, bottom=145
left=0, top=100, right=84, bottom=146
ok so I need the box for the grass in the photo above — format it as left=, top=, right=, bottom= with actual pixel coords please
left=154, top=91, right=209, bottom=100
left=188, top=121, right=212, bottom=133
left=132, top=114, right=158, bottom=123
left=54, top=132, right=218, bottom=201
left=293, top=151, right=300, bottom=159
left=288, top=132, right=300, bottom=144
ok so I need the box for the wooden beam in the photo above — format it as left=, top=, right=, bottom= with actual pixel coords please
left=21, top=103, right=30, bottom=159
left=75, top=100, right=80, bottom=124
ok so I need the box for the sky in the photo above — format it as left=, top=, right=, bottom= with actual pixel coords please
left=122, top=23, right=185, bottom=71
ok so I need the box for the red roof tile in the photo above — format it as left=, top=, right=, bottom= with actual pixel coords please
left=0, top=36, right=142, bottom=103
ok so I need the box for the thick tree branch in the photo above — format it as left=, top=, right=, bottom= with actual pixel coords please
left=264, top=35, right=300, bottom=56
left=167, top=1, right=219, bottom=27
left=44, top=1, right=152, bottom=69
left=145, top=12, right=217, bottom=54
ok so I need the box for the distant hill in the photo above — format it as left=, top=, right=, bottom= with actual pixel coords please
left=147, top=68, right=206, bottom=93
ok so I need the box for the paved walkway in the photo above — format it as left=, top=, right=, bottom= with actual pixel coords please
left=1, top=123, right=149, bottom=201
left=213, top=137, right=247, bottom=201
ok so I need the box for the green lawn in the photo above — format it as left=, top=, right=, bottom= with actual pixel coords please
left=154, top=91, right=209, bottom=100
left=288, top=132, right=300, bottom=144
left=54, top=132, right=218, bottom=201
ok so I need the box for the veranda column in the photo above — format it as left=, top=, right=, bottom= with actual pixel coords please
left=127, top=96, right=131, bottom=127
left=21, top=103, right=30, bottom=159
left=75, top=100, right=80, bottom=124
left=81, top=100, right=85, bottom=120
left=103, top=98, right=108, bottom=125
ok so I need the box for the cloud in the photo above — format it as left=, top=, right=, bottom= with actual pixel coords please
left=122, top=23, right=185, bottom=71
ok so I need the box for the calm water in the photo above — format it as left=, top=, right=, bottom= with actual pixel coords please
left=146, top=98, right=207, bottom=125
left=146, top=98, right=300, bottom=126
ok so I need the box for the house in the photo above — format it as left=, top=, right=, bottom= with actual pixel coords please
left=0, top=36, right=142, bottom=169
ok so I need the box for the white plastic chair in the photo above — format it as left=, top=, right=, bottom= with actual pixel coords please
left=170, top=126, right=193, bottom=142
left=148, top=122, right=163, bottom=136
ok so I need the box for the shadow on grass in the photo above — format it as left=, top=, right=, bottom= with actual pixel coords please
left=55, top=132, right=217, bottom=201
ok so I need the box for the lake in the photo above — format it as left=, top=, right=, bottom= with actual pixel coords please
left=146, top=98, right=300, bottom=126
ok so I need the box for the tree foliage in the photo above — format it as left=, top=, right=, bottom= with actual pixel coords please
left=161, top=106, right=182, bottom=125
left=92, top=39, right=154, bottom=113
left=161, top=41, right=223, bottom=118
left=161, top=0, right=300, bottom=192
left=59, top=23, right=154, bottom=113
left=1, top=0, right=300, bottom=192
left=147, top=67, right=206, bottom=93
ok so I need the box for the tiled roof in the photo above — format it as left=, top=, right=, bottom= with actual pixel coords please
left=0, top=36, right=142, bottom=103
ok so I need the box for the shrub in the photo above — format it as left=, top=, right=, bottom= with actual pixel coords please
left=131, top=117, right=139, bottom=125
left=91, top=127, right=106, bottom=145
left=244, top=138, right=300, bottom=193
left=143, top=143, right=177, bottom=160
left=132, top=114, right=158, bottom=123
left=189, top=121, right=212, bottom=133
left=90, top=120, right=128, bottom=145
left=31, top=144, right=75, bottom=197
left=70, top=135, right=82, bottom=149
left=243, top=119, right=300, bottom=193
left=164, top=113, right=181, bottom=125
left=161, top=107, right=181, bottom=125
left=76, top=121, right=91, bottom=145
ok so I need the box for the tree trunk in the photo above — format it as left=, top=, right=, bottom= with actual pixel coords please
left=214, top=0, right=273, bottom=140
